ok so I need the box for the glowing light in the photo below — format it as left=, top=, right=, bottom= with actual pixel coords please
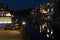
left=22, top=21, right=26, bottom=25
left=0, top=17, right=12, bottom=23
left=42, top=22, right=47, bottom=29
left=8, top=22, right=12, bottom=23
left=42, top=24, right=47, bottom=29
left=4, top=21, right=12, bottom=23
left=51, top=31, right=53, bottom=35
left=46, top=34, right=49, bottom=38
left=4, top=22, right=7, bottom=23
left=41, top=9, right=47, bottom=13
left=6, top=12, right=11, bottom=16
left=47, top=28, right=49, bottom=33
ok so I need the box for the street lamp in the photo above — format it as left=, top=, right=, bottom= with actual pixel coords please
left=22, top=21, right=26, bottom=25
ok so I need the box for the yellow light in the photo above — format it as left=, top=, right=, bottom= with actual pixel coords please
left=41, top=9, right=47, bottom=13
left=42, top=24, right=47, bottom=29
left=46, top=34, right=49, bottom=38
left=6, top=12, right=11, bottom=16
left=42, top=22, right=47, bottom=29
left=43, top=9, right=47, bottom=13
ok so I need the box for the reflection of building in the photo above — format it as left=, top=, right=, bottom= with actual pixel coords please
left=0, top=4, right=12, bottom=29
left=40, top=3, right=55, bottom=20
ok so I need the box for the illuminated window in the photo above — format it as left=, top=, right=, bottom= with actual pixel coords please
left=40, top=9, right=47, bottom=14
left=0, top=17, right=12, bottom=23
left=6, top=12, right=11, bottom=16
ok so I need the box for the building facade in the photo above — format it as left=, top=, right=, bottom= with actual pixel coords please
left=0, top=4, right=12, bottom=29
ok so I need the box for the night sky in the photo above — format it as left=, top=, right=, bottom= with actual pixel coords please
left=0, top=0, right=53, bottom=11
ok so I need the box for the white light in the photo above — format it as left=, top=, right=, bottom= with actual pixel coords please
left=4, top=21, right=12, bottom=23
left=22, top=21, right=26, bottom=25
left=0, top=21, right=7, bottom=23
left=51, top=31, right=53, bottom=35
left=51, top=8, right=54, bottom=11
left=8, top=22, right=12, bottom=23
left=47, top=28, right=49, bottom=33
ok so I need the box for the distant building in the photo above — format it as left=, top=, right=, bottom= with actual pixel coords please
left=0, top=4, right=12, bottom=29
left=40, top=3, right=55, bottom=20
